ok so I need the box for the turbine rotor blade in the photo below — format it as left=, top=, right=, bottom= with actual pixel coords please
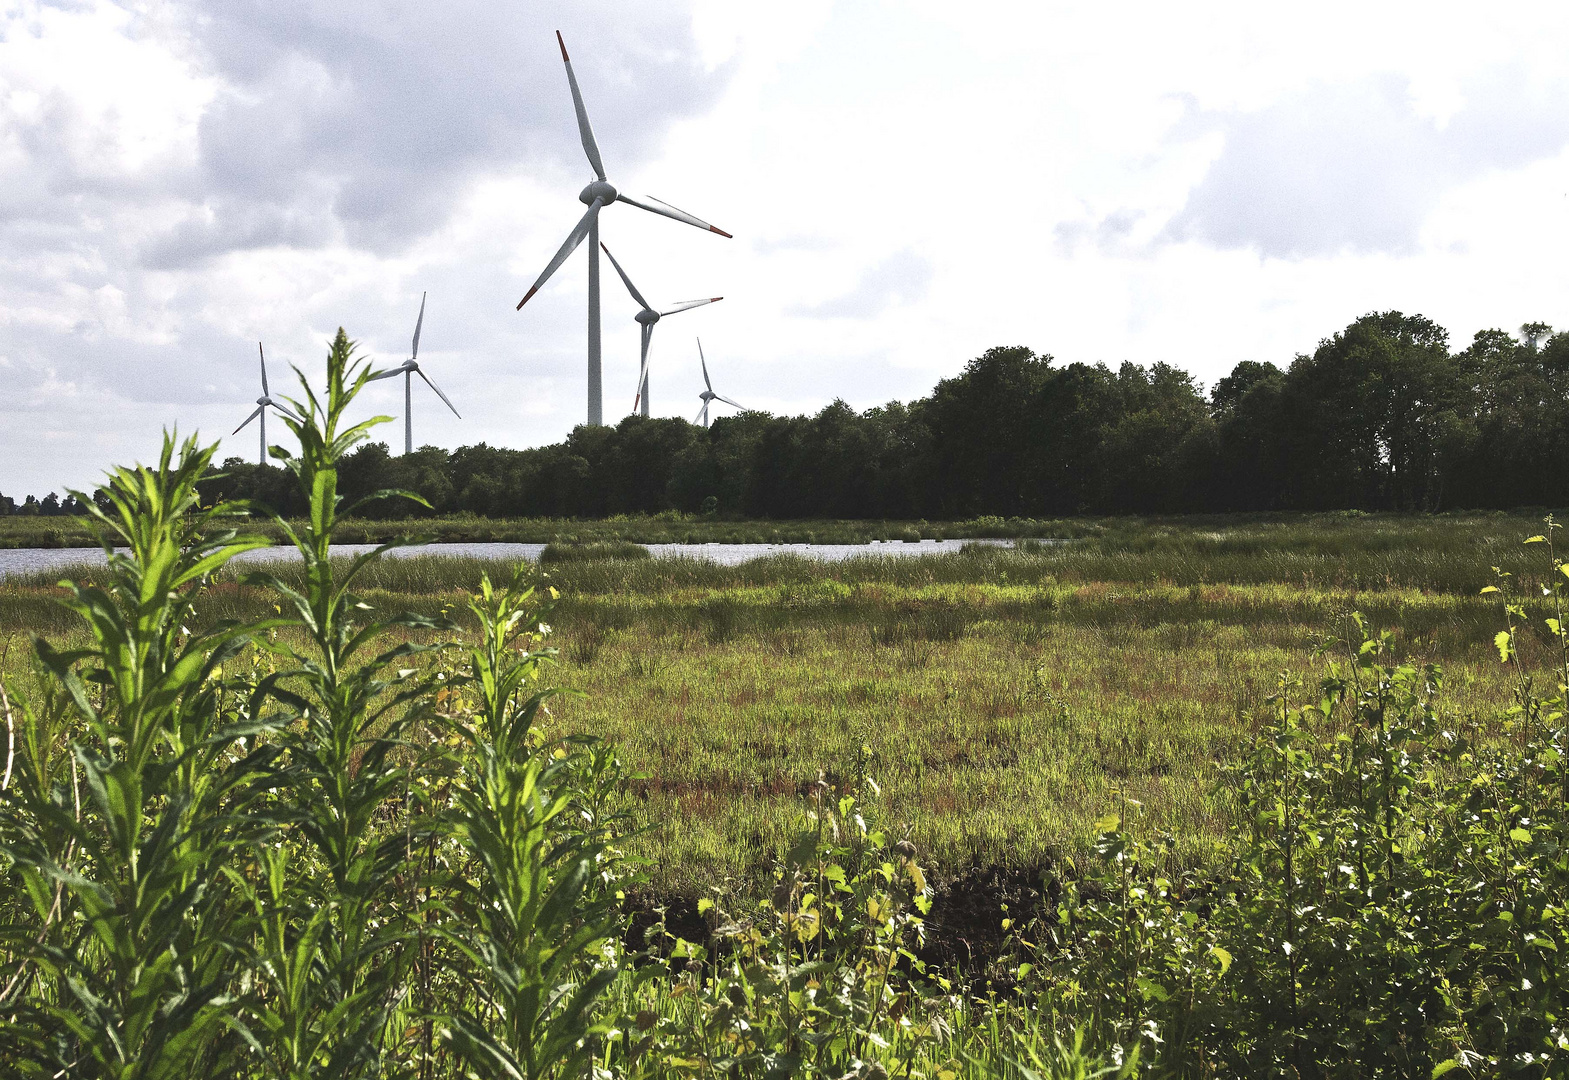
left=556, top=31, right=607, bottom=181
left=616, top=193, right=732, bottom=237
left=416, top=368, right=461, bottom=418
left=660, top=297, right=722, bottom=317
left=233, top=405, right=265, bottom=435
left=411, top=291, right=426, bottom=360
left=367, top=367, right=404, bottom=382
left=634, top=323, right=652, bottom=410
left=698, top=338, right=712, bottom=391
left=599, top=242, right=650, bottom=310
left=517, top=200, right=601, bottom=309
left=258, top=342, right=269, bottom=395
left=716, top=395, right=745, bottom=410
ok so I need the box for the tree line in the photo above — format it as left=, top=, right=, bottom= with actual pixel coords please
left=10, top=310, right=1567, bottom=520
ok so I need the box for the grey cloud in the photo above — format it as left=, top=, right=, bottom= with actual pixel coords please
left=1164, top=69, right=1569, bottom=258
left=788, top=249, right=932, bottom=318
left=4, top=2, right=730, bottom=268
left=177, top=1, right=728, bottom=254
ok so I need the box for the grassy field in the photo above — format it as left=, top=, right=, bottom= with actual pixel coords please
left=0, top=513, right=1554, bottom=891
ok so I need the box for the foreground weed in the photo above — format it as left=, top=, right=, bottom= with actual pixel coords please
left=436, top=568, right=630, bottom=1079
left=0, top=435, right=272, bottom=1077
left=617, top=779, right=951, bottom=1078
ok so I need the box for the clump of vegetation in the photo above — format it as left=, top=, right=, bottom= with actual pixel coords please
left=539, top=539, right=652, bottom=563
left=1004, top=583, right=1569, bottom=1074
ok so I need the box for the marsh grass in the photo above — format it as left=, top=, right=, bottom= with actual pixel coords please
left=539, top=539, right=651, bottom=563
left=0, top=521, right=1548, bottom=895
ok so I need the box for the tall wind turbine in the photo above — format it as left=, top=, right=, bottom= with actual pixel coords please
left=232, top=343, right=299, bottom=464
left=600, top=242, right=722, bottom=417
left=516, top=30, right=732, bottom=427
left=694, top=339, right=744, bottom=427
left=369, top=292, right=460, bottom=455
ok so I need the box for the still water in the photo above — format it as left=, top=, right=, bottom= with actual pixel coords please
left=0, top=538, right=1021, bottom=580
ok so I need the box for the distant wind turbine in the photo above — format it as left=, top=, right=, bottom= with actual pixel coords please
left=694, top=339, right=744, bottom=427
left=515, top=30, right=732, bottom=427
left=599, top=242, right=721, bottom=417
left=369, top=292, right=460, bottom=455
left=232, top=343, right=299, bottom=464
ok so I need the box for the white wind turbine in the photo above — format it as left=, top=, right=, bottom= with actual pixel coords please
left=516, top=30, right=732, bottom=427
left=368, top=292, right=460, bottom=455
left=693, top=339, right=744, bottom=427
left=232, top=343, right=300, bottom=464
left=599, top=242, right=722, bottom=418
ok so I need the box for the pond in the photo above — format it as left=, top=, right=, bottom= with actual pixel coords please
left=0, top=538, right=1032, bottom=579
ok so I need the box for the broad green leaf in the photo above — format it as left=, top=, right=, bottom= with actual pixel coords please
left=1209, top=944, right=1233, bottom=976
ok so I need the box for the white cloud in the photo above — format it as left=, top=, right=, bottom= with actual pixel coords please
left=788, top=250, right=932, bottom=318
left=1164, top=70, right=1569, bottom=257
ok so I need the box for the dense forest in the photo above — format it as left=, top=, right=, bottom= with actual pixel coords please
left=7, top=310, right=1569, bottom=519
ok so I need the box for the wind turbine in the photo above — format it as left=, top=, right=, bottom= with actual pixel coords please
left=232, top=343, right=299, bottom=464
left=516, top=30, right=732, bottom=427
left=369, top=292, right=460, bottom=455
left=693, top=339, right=744, bottom=427
left=599, top=242, right=722, bottom=417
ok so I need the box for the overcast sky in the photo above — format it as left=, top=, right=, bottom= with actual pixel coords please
left=3, top=0, right=1569, bottom=496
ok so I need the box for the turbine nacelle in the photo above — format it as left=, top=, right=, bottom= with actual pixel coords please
left=635, top=308, right=660, bottom=326
left=580, top=179, right=618, bottom=206
left=369, top=291, right=460, bottom=453
left=693, top=338, right=743, bottom=426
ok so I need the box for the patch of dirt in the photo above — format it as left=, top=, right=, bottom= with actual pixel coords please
left=622, top=860, right=1068, bottom=978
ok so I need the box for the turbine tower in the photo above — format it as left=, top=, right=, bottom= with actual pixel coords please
left=600, top=242, right=722, bottom=417
left=694, top=339, right=744, bottom=427
left=516, top=30, right=732, bottom=427
left=369, top=292, right=460, bottom=455
left=232, top=343, right=299, bottom=464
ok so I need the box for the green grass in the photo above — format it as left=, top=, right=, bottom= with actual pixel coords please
left=539, top=539, right=652, bottom=563
left=0, top=515, right=1548, bottom=892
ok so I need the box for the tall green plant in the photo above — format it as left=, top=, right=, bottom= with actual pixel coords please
left=437, top=567, right=628, bottom=1080
left=233, top=328, right=452, bottom=1078
left=0, top=434, right=272, bottom=1078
